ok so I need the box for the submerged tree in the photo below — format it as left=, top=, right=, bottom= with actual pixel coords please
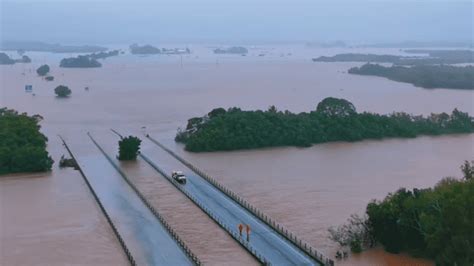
left=461, top=160, right=473, bottom=180
left=36, top=64, right=50, bottom=76
left=54, top=85, right=71, bottom=97
left=118, top=136, right=141, bottom=160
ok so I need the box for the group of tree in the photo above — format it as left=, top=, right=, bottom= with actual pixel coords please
left=330, top=161, right=474, bottom=265
left=0, top=108, right=54, bottom=175
left=213, top=46, right=248, bottom=55
left=36, top=64, right=50, bottom=76
left=0, top=52, right=32, bottom=65
left=129, top=44, right=161, bottom=54
left=348, top=63, right=473, bottom=90
left=60, top=55, right=102, bottom=68
left=175, top=97, right=474, bottom=152
left=54, top=85, right=72, bottom=97
left=312, top=50, right=474, bottom=66
left=88, top=50, right=120, bottom=60
left=118, top=136, right=141, bottom=160
left=129, top=44, right=191, bottom=55
left=59, top=50, right=120, bottom=68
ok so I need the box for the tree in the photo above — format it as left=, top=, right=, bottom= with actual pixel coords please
left=118, top=136, right=141, bottom=160
left=0, top=108, right=53, bottom=174
left=208, top=107, right=226, bottom=119
left=316, top=97, right=356, bottom=117
left=36, top=64, right=50, bottom=76
left=460, top=160, right=473, bottom=180
left=54, top=85, right=71, bottom=97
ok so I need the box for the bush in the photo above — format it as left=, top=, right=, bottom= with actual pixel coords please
left=118, top=136, right=141, bottom=160
left=54, top=85, right=71, bottom=97
left=36, top=64, right=50, bottom=76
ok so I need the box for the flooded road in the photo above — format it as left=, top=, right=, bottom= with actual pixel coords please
left=1, top=45, right=473, bottom=265
left=68, top=134, right=192, bottom=265
left=95, top=131, right=258, bottom=265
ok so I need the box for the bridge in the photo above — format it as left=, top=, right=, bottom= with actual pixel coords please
left=60, top=131, right=333, bottom=266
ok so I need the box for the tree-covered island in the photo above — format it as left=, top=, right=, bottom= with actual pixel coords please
left=129, top=44, right=161, bottom=54
left=349, top=64, right=473, bottom=90
left=59, top=50, right=119, bottom=68
left=312, top=50, right=474, bottom=65
left=0, top=108, right=54, bottom=175
left=60, top=55, right=102, bottom=68
left=176, top=97, right=474, bottom=152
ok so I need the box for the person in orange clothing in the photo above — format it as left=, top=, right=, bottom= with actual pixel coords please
left=238, top=224, right=243, bottom=237
left=246, top=224, right=251, bottom=241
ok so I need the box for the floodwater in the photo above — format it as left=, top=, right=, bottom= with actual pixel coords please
left=1, top=44, right=473, bottom=265
left=0, top=129, right=128, bottom=265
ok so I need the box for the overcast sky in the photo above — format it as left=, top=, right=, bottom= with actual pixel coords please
left=1, top=0, right=472, bottom=45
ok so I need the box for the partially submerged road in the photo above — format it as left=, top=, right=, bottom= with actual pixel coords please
left=136, top=135, right=322, bottom=266
left=68, top=136, right=194, bottom=266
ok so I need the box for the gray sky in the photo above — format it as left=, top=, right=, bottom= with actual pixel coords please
left=1, top=0, right=472, bottom=45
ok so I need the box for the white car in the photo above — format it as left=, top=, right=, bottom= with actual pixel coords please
left=171, top=171, right=187, bottom=184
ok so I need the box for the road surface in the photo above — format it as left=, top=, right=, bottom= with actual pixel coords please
left=139, top=137, right=321, bottom=266
left=70, top=138, right=193, bottom=266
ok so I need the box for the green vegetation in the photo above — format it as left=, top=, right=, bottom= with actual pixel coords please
left=348, top=63, right=474, bottom=90
left=89, top=50, right=120, bottom=60
left=330, top=161, right=474, bottom=265
left=60, top=55, right=102, bottom=68
left=59, top=50, right=119, bottom=68
left=0, top=108, right=54, bottom=175
left=0, top=53, right=15, bottom=64
left=0, top=53, right=31, bottom=64
left=213, top=46, right=248, bottom=54
left=118, top=136, right=141, bottom=160
left=36, top=64, right=50, bottom=76
left=59, top=155, right=78, bottom=169
left=54, top=85, right=72, bottom=97
left=176, top=97, right=474, bottom=152
left=129, top=44, right=161, bottom=54
left=45, top=76, right=54, bottom=81
left=312, top=50, right=474, bottom=65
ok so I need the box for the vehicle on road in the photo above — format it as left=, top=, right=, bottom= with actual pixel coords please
left=171, top=171, right=187, bottom=184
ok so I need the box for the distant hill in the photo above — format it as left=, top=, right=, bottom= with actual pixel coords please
left=313, top=50, right=474, bottom=65
left=0, top=41, right=108, bottom=53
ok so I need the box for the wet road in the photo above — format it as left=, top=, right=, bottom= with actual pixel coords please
left=70, top=139, right=193, bottom=266
left=139, top=137, right=321, bottom=266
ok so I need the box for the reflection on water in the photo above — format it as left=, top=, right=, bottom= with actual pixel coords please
left=1, top=45, right=472, bottom=265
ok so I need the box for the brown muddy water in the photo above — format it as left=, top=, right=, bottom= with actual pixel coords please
left=1, top=45, right=473, bottom=265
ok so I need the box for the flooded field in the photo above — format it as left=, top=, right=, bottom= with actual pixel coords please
left=1, top=45, right=473, bottom=265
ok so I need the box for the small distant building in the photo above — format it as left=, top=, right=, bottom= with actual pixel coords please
left=25, top=85, right=33, bottom=93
